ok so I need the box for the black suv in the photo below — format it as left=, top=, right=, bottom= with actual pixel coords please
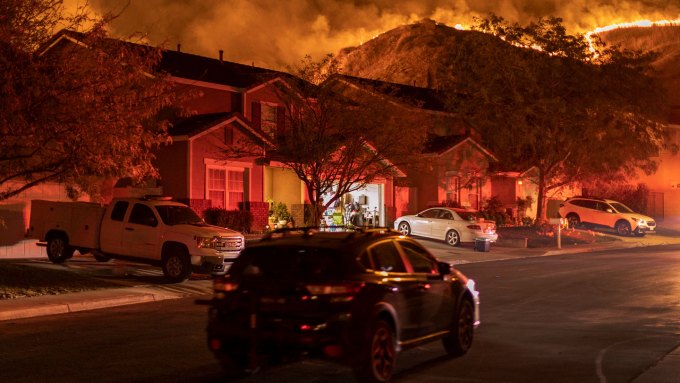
left=197, top=228, right=480, bottom=382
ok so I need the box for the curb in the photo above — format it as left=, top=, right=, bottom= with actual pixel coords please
left=0, top=287, right=184, bottom=322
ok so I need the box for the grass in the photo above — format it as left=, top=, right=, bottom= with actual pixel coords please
left=496, top=226, right=619, bottom=248
left=0, top=264, right=123, bottom=300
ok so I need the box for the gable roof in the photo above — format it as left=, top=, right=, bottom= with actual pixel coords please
left=39, top=29, right=294, bottom=90
left=424, top=134, right=497, bottom=161
left=170, top=112, right=273, bottom=146
left=327, top=74, right=449, bottom=112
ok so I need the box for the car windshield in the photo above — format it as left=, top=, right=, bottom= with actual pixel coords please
left=155, top=205, right=206, bottom=226
left=230, top=246, right=344, bottom=280
left=456, top=210, right=481, bottom=221
left=609, top=202, right=635, bottom=214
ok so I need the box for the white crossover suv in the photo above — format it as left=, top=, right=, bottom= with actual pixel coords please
left=558, top=197, right=656, bottom=237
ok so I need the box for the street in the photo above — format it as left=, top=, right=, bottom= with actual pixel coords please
left=1, top=245, right=680, bottom=383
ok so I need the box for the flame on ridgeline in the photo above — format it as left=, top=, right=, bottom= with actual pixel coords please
left=586, top=19, right=680, bottom=53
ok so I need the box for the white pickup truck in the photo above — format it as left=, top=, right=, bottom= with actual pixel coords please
left=28, top=196, right=245, bottom=283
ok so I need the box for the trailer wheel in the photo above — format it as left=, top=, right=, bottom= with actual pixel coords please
left=46, top=234, right=74, bottom=264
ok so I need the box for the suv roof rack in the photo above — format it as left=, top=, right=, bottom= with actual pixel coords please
left=262, top=227, right=319, bottom=240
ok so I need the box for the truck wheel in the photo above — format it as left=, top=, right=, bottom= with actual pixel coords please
left=46, top=234, right=74, bottom=264
left=162, top=246, right=192, bottom=283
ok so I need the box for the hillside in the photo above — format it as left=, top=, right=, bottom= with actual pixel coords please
left=337, top=19, right=680, bottom=107
left=598, top=25, right=680, bottom=105
left=336, top=19, right=508, bottom=89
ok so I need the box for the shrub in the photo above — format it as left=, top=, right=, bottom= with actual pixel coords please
left=203, top=208, right=253, bottom=233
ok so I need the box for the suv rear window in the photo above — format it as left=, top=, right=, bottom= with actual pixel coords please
left=230, top=246, right=344, bottom=279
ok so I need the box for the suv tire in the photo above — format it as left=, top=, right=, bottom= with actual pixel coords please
left=566, top=213, right=580, bottom=229
left=353, top=319, right=396, bottom=383
left=615, top=220, right=632, bottom=236
left=443, top=298, right=474, bottom=357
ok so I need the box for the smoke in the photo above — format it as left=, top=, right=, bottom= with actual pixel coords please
left=80, top=0, right=680, bottom=69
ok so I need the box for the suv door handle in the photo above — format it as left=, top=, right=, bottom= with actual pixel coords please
left=125, top=227, right=134, bottom=231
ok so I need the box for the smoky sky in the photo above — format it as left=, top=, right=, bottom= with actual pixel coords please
left=81, top=0, right=680, bottom=69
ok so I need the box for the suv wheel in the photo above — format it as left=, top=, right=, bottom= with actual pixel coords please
left=634, top=228, right=646, bottom=237
left=566, top=213, right=580, bottom=229
left=615, top=220, right=632, bottom=236
left=443, top=299, right=474, bottom=357
left=162, top=246, right=192, bottom=283
left=353, top=319, right=396, bottom=383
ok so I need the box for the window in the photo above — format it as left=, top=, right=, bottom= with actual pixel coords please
left=128, top=204, right=158, bottom=227
left=369, top=241, right=406, bottom=273
left=207, top=168, right=226, bottom=208
left=445, top=175, right=459, bottom=203
left=207, top=166, right=246, bottom=210
left=110, top=201, right=129, bottom=221
left=439, top=210, right=454, bottom=220
left=419, top=209, right=440, bottom=219
left=399, top=241, right=437, bottom=274
left=261, top=103, right=278, bottom=137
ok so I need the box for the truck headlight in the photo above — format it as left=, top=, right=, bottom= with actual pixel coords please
left=196, top=236, right=216, bottom=248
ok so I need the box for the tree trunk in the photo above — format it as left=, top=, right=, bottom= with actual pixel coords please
left=535, top=169, right=547, bottom=225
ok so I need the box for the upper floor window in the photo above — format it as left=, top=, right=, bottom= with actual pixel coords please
left=261, top=102, right=278, bottom=137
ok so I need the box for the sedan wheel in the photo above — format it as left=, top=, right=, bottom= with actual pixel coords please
left=445, top=230, right=460, bottom=246
left=397, top=222, right=411, bottom=236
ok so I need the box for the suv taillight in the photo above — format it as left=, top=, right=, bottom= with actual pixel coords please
left=305, top=282, right=364, bottom=296
left=213, top=280, right=239, bottom=293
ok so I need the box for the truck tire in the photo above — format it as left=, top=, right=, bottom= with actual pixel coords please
left=46, top=234, right=74, bottom=264
left=162, top=245, right=192, bottom=283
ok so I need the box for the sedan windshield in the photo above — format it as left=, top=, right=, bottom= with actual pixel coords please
left=155, top=205, right=205, bottom=226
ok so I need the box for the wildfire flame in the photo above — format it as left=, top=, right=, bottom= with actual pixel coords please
left=586, top=19, right=680, bottom=53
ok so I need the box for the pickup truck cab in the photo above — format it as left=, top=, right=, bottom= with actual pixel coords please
left=29, top=196, right=245, bottom=283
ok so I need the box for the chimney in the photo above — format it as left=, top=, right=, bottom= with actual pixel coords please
left=219, top=50, right=223, bottom=63
left=177, top=43, right=181, bottom=52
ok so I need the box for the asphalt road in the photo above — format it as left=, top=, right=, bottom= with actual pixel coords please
left=1, top=245, right=679, bottom=383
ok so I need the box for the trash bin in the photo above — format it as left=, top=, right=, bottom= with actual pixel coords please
left=474, top=238, right=490, bottom=252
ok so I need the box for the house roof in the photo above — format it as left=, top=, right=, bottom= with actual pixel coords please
left=159, top=50, right=291, bottom=89
left=424, top=134, right=498, bottom=161
left=40, top=29, right=293, bottom=90
left=328, top=74, right=449, bottom=112
left=170, top=112, right=273, bottom=146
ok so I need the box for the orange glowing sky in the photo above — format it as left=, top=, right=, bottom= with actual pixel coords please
left=65, top=0, right=680, bottom=70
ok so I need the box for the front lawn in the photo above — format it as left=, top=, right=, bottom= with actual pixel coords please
left=0, top=263, right=122, bottom=300
left=496, top=226, right=619, bottom=248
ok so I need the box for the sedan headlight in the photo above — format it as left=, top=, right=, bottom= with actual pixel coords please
left=196, top=236, right=217, bottom=248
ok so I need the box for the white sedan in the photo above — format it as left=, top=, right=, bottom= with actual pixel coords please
left=394, top=207, right=498, bottom=246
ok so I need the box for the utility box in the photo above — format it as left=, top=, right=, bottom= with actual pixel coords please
left=474, top=238, right=491, bottom=252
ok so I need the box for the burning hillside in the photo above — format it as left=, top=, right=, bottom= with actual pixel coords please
left=337, top=18, right=680, bottom=106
